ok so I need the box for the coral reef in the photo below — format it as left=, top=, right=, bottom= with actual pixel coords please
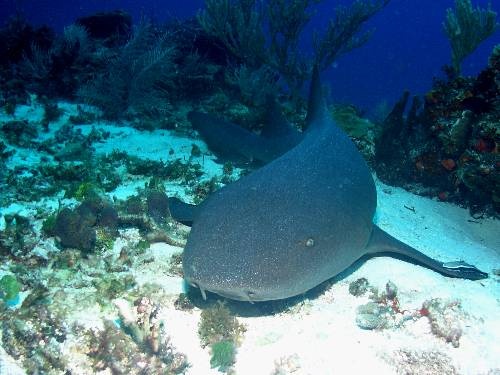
left=19, top=23, right=103, bottom=99
left=375, top=45, right=500, bottom=215
left=313, top=0, right=390, bottom=71
left=174, top=293, right=195, bottom=311
left=53, top=197, right=120, bottom=253
left=0, top=100, right=198, bottom=374
left=41, top=101, right=63, bottom=130
left=114, top=298, right=175, bottom=357
left=0, top=119, right=116, bottom=206
left=167, top=252, right=184, bottom=277
left=0, top=214, right=39, bottom=258
left=76, top=20, right=178, bottom=120
left=0, top=0, right=393, bottom=143
left=85, top=318, right=189, bottom=374
left=331, top=104, right=375, bottom=161
left=1, top=303, right=68, bottom=373
left=0, top=15, right=54, bottom=104
left=0, top=198, right=188, bottom=373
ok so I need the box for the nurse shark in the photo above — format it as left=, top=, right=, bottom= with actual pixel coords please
left=172, top=67, right=487, bottom=302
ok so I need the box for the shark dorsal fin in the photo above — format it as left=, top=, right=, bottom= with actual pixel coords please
left=305, top=65, right=330, bottom=132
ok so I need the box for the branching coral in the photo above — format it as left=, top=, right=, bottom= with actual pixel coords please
left=267, top=0, right=318, bottom=96
left=198, top=0, right=266, bottom=67
left=444, top=0, right=498, bottom=75
left=77, top=20, right=177, bottom=119
left=19, top=23, right=98, bottom=98
left=199, top=0, right=389, bottom=95
left=314, top=0, right=390, bottom=71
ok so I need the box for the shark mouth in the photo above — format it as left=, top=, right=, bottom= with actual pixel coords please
left=189, top=281, right=256, bottom=303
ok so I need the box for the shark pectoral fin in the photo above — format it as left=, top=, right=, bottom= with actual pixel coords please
left=168, top=197, right=198, bottom=227
left=188, top=110, right=282, bottom=165
left=366, top=225, right=488, bottom=280
left=261, top=100, right=300, bottom=139
left=188, top=107, right=301, bottom=165
left=188, top=111, right=257, bottom=163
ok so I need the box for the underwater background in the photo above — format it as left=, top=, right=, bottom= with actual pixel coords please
left=0, top=0, right=499, bottom=374
left=1, top=0, right=499, bottom=110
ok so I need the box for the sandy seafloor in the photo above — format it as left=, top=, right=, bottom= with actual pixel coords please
left=0, top=99, right=499, bottom=375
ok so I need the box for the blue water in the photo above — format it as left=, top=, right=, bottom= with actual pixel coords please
left=1, top=0, right=499, bottom=111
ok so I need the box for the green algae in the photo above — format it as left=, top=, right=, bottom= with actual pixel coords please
left=210, top=340, right=236, bottom=372
left=0, top=274, right=21, bottom=301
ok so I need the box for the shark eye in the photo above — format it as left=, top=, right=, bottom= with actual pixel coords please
left=305, top=237, right=315, bottom=247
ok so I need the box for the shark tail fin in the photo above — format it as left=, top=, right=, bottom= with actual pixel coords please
left=366, top=225, right=488, bottom=280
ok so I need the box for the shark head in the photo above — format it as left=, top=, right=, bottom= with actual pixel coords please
left=182, top=223, right=308, bottom=302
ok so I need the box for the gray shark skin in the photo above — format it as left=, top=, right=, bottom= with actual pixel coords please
left=180, top=67, right=488, bottom=302
left=188, top=101, right=302, bottom=165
